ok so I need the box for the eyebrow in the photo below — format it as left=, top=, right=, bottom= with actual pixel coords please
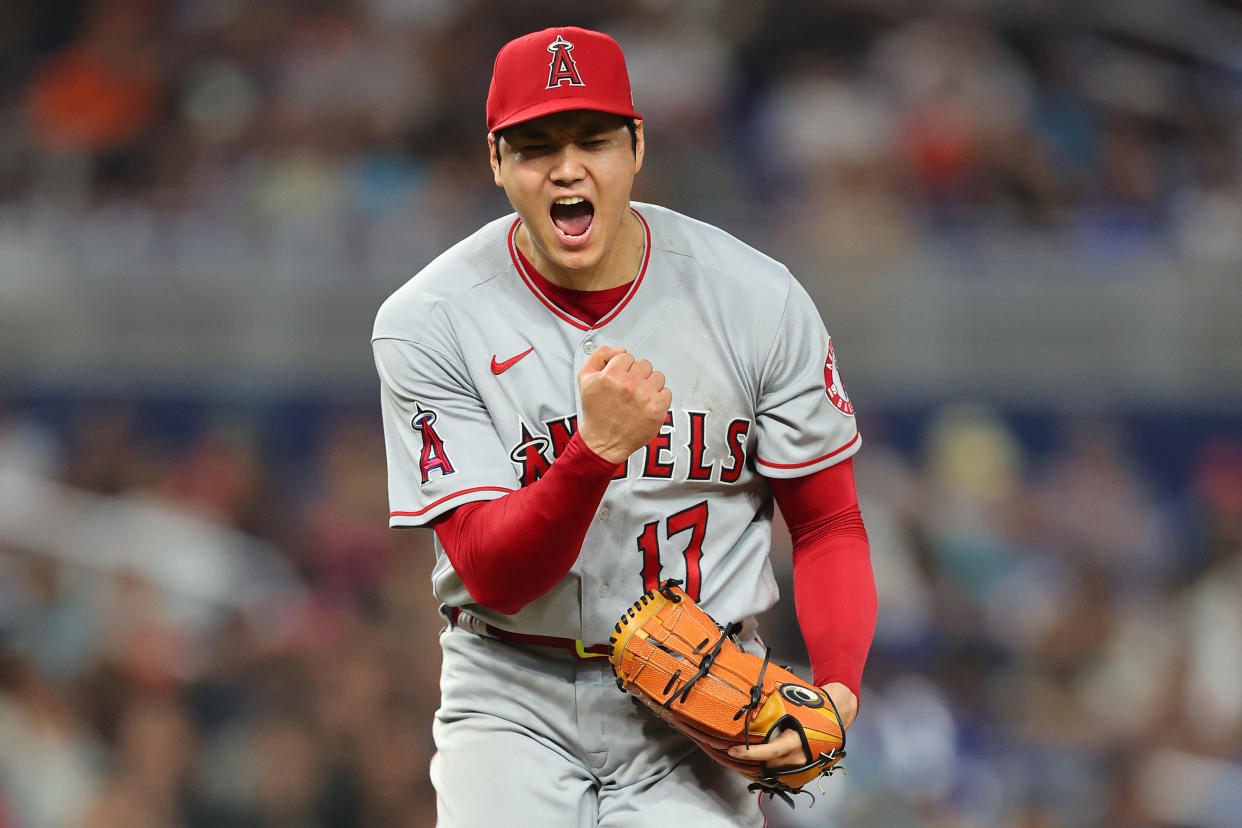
left=508, top=128, right=552, bottom=142
left=508, top=119, right=617, bottom=143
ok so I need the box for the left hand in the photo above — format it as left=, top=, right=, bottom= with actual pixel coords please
left=726, top=682, right=857, bottom=768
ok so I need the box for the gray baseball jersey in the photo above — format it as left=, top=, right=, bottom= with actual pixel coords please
left=372, top=201, right=859, bottom=648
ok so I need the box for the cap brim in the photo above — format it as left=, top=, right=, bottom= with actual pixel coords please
left=490, top=98, right=642, bottom=133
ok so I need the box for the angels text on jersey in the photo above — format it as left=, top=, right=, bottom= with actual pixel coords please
left=412, top=407, right=753, bottom=488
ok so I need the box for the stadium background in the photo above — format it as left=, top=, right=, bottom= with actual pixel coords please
left=2, top=0, right=1241, bottom=825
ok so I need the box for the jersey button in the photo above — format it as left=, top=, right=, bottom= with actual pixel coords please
left=583, top=340, right=596, bottom=355
left=598, top=507, right=610, bottom=521
left=600, top=584, right=609, bottom=598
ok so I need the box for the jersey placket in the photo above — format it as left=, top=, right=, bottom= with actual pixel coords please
left=570, top=331, right=633, bottom=648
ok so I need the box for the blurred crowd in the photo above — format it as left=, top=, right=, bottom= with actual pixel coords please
left=3, top=0, right=1242, bottom=826
left=1, top=0, right=1240, bottom=297
left=0, top=400, right=442, bottom=827
left=1, top=397, right=1240, bottom=827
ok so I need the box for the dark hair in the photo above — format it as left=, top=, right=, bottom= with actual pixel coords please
left=493, top=117, right=638, bottom=168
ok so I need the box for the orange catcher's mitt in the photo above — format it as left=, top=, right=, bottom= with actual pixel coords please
left=608, top=580, right=846, bottom=805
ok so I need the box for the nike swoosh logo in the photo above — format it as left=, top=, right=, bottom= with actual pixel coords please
left=491, top=346, right=534, bottom=375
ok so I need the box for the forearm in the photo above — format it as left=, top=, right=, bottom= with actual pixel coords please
left=434, top=433, right=619, bottom=614
left=791, top=515, right=875, bottom=696
left=770, top=458, right=877, bottom=698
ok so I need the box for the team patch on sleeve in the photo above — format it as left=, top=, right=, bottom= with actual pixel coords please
left=824, top=338, right=855, bottom=416
left=411, top=405, right=455, bottom=484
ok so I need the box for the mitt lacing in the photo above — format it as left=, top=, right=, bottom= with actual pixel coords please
left=732, top=646, right=772, bottom=749
left=656, top=579, right=683, bottom=601
left=662, top=619, right=743, bottom=709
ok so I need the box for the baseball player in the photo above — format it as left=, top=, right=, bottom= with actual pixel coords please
left=373, top=26, right=877, bottom=826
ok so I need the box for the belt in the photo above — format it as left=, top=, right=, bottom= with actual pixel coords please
left=443, top=606, right=610, bottom=660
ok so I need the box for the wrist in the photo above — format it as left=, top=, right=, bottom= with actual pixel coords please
left=567, top=432, right=629, bottom=472
left=576, top=431, right=632, bottom=466
left=821, top=682, right=858, bottom=730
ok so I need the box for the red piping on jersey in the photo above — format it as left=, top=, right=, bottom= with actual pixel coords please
left=507, top=207, right=651, bottom=331
left=756, top=431, right=860, bottom=470
left=390, top=486, right=515, bottom=518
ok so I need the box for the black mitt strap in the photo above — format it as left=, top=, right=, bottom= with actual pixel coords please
left=663, top=619, right=742, bottom=709
left=750, top=690, right=848, bottom=807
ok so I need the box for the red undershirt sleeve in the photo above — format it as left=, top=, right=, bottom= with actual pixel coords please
left=769, top=457, right=876, bottom=698
left=432, top=432, right=620, bottom=615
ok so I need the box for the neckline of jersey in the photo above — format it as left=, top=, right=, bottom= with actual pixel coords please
left=507, top=206, right=651, bottom=332
left=514, top=247, right=634, bottom=327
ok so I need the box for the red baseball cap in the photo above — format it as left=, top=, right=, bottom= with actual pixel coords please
left=486, top=26, right=641, bottom=133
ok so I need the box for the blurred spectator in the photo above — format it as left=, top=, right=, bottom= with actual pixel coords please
left=8, top=557, right=104, bottom=685
left=295, top=416, right=392, bottom=600
left=873, top=13, right=1039, bottom=216
left=26, top=0, right=161, bottom=156
left=0, top=401, right=61, bottom=479
left=1037, top=420, right=1174, bottom=586
left=919, top=402, right=1026, bottom=612
left=1178, top=440, right=1242, bottom=755
left=99, top=568, right=191, bottom=690
left=157, top=425, right=265, bottom=530
left=0, top=657, right=101, bottom=828
left=62, top=405, right=153, bottom=497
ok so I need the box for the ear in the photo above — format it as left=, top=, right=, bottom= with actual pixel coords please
left=633, top=120, right=645, bottom=174
left=488, top=133, right=503, bottom=187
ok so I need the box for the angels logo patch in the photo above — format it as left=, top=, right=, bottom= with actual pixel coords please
left=546, top=35, right=585, bottom=89
left=824, top=338, right=854, bottom=415
left=411, top=405, right=455, bottom=484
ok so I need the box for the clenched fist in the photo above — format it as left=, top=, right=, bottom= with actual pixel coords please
left=577, top=346, right=671, bottom=464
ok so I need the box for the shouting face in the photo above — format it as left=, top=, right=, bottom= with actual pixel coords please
left=490, top=109, right=645, bottom=290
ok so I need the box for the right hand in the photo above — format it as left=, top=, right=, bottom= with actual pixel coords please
left=577, top=346, right=672, bottom=464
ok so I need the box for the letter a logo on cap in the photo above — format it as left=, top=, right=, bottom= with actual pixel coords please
left=487, top=27, right=640, bottom=132
left=546, top=35, right=585, bottom=89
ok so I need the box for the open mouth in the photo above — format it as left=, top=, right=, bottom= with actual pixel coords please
left=550, top=196, right=594, bottom=240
